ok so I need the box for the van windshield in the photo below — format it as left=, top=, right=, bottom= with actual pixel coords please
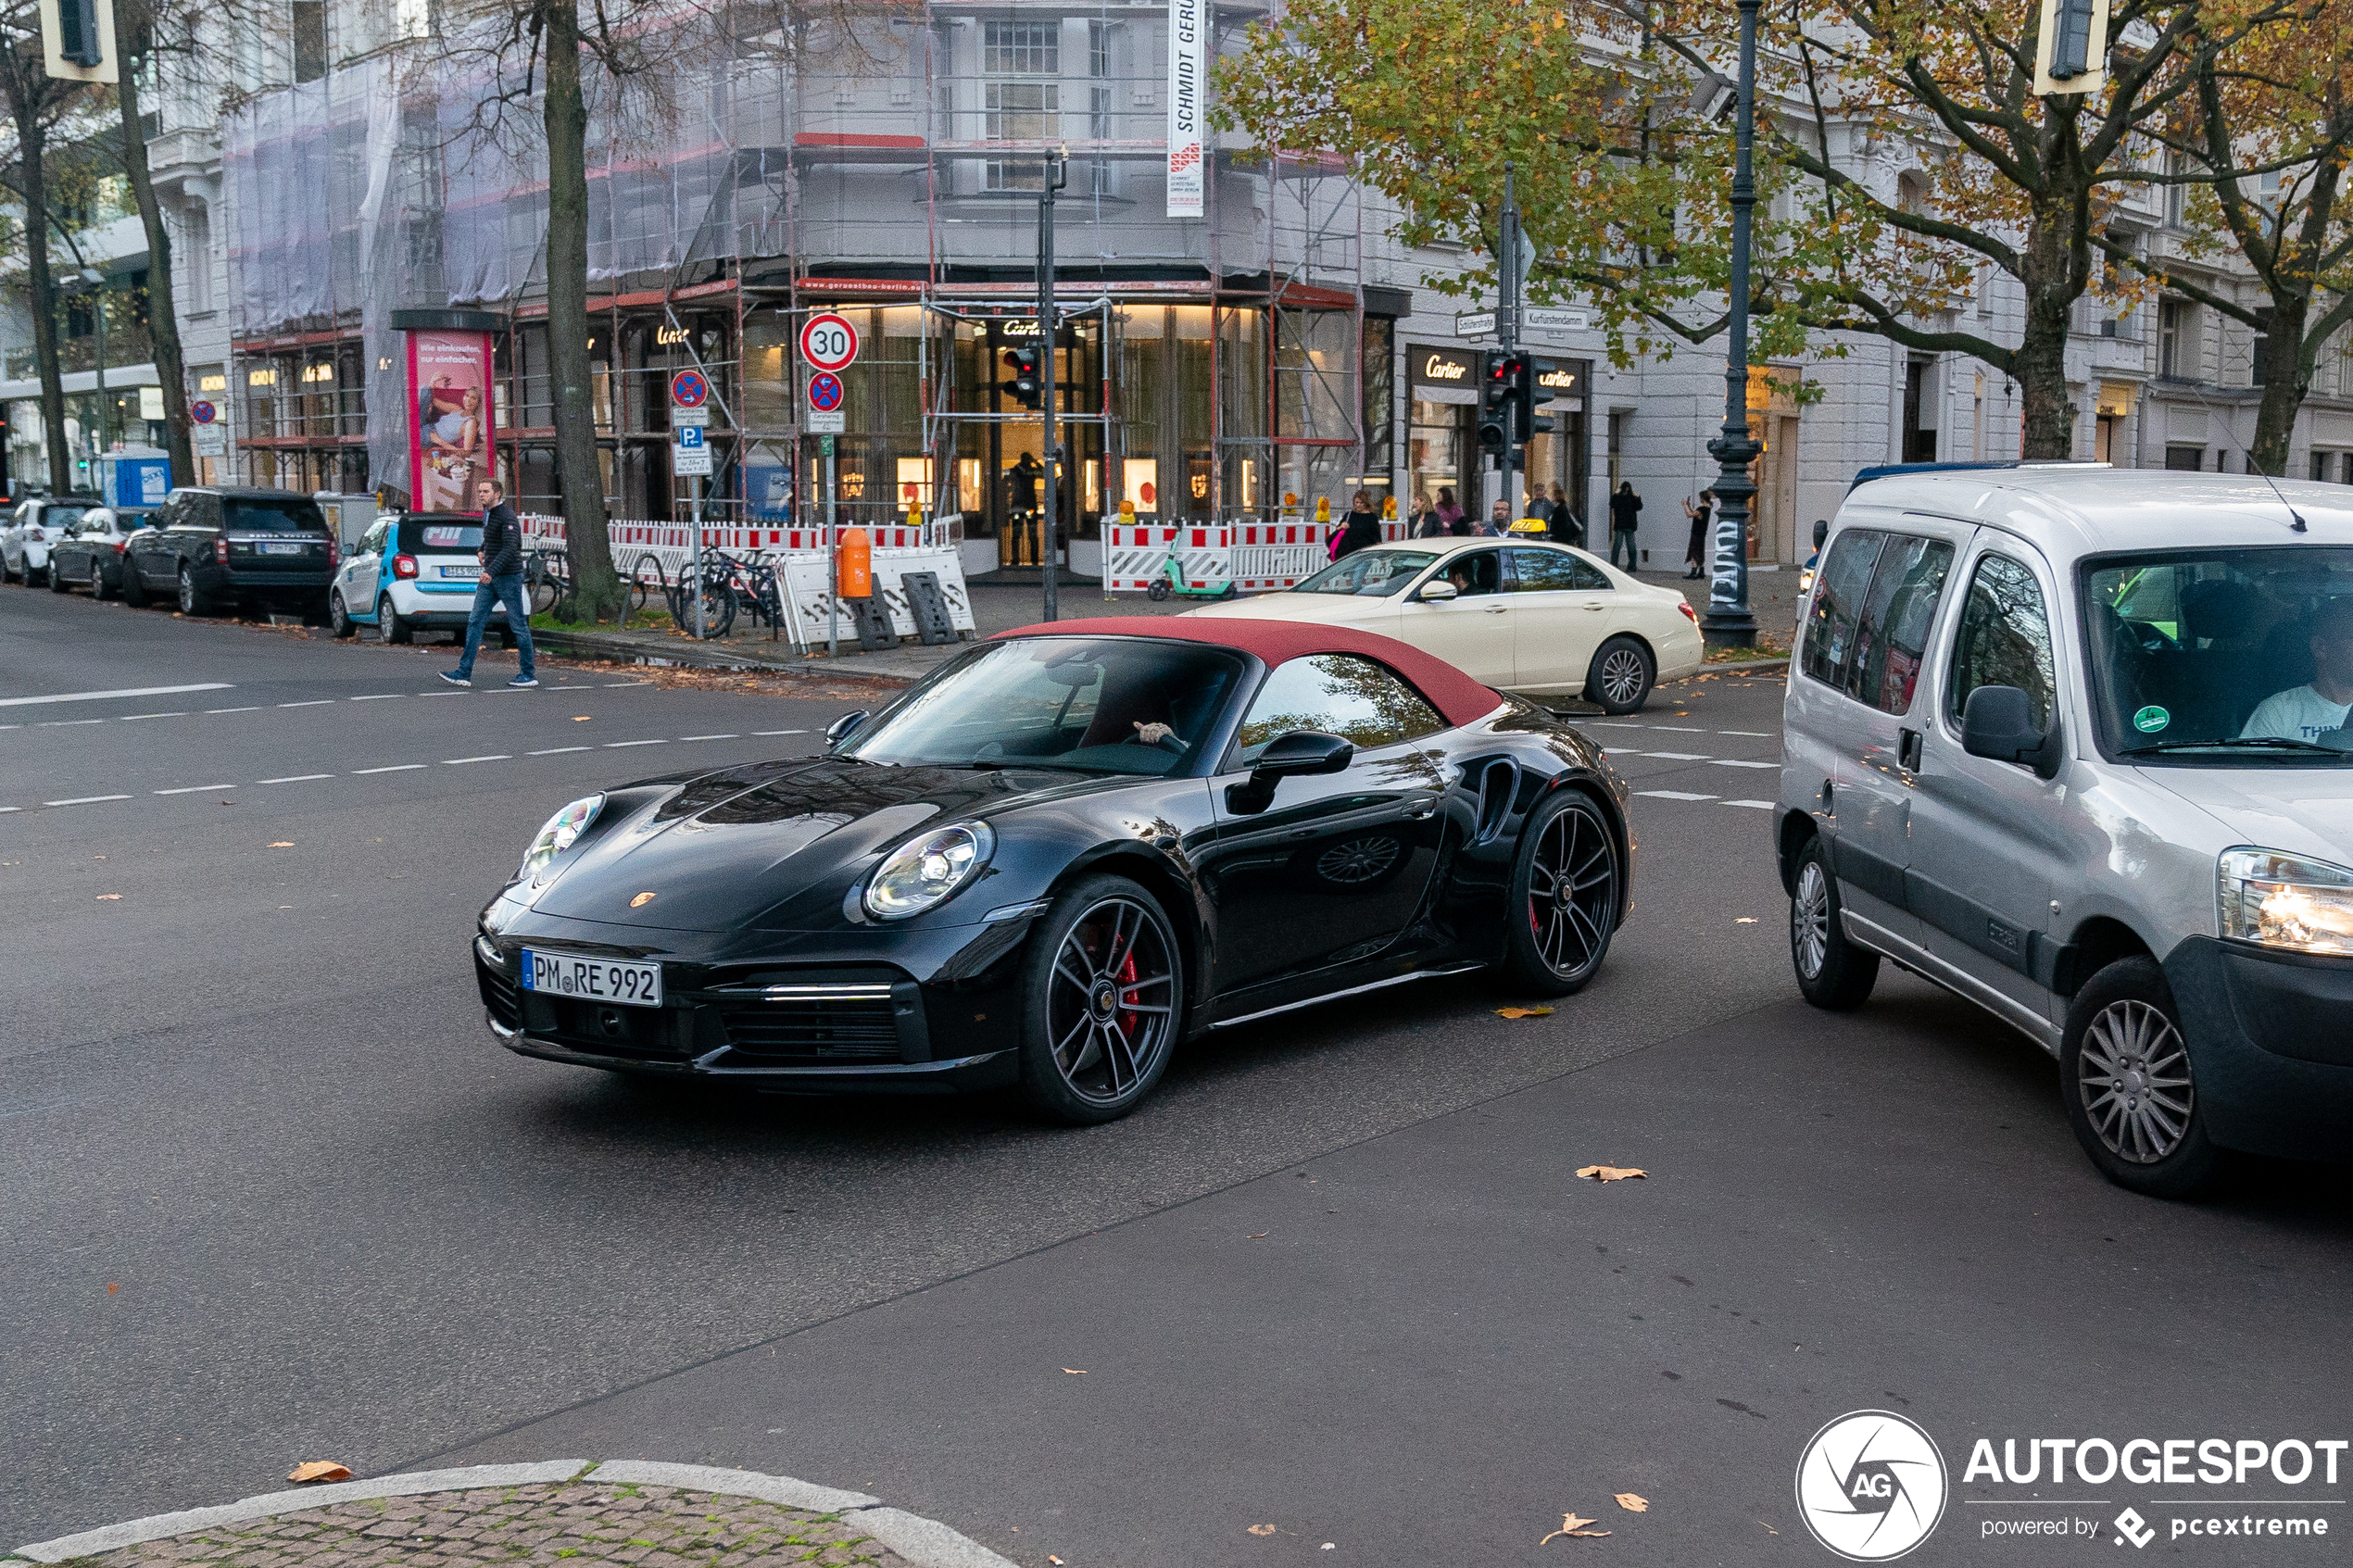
left=2083, top=547, right=2353, bottom=763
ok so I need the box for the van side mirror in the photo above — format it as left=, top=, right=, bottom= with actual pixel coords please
left=1812, top=519, right=1831, bottom=548
left=824, top=709, right=870, bottom=748
left=1961, top=685, right=2062, bottom=780
left=1226, top=730, right=1354, bottom=813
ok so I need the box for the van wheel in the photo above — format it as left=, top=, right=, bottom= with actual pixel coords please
left=1790, top=835, right=1878, bottom=1010
left=1585, top=635, right=1655, bottom=714
left=2061, top=957, right=2220, bottom=1198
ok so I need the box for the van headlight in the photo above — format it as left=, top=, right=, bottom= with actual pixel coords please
left=865, top=822, right=993, bottom=920
left=521, top=794, right=605, bottom=885
left=2218, top=847, right=2353, bottom=955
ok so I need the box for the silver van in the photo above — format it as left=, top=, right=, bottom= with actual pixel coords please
left=1777, top=467, right=2353, bottom=1195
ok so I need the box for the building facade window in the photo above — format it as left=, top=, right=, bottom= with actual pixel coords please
left=291, top=1, right=327, bottom=84
left=2158, top=300, right=2189, bottom=378
left=983, top=21, right=1058, bottom=191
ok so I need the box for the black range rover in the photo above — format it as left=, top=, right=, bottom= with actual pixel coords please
left=123, top=487, right=339, bottom=617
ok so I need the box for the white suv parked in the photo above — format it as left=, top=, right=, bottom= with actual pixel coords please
left=1778, top=466, right=2353, bottom=1195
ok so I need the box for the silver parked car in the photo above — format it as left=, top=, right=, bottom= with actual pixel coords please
left=1777, top=466, right=2353, bottom=1196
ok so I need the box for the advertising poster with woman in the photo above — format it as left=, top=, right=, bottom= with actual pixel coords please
left=407, top=330, right=496, bottom=511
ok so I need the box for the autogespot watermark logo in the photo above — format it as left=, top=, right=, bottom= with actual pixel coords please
left=1796, top=1411, right=1951, bottom=1562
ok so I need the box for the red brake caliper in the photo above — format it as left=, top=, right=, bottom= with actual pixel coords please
left=1117, top=949, right=1140, bottom=1041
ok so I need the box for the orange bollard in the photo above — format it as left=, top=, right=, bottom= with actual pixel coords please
left=837, top=527, right=873, bottom=598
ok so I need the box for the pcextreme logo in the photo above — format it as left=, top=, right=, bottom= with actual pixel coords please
left=1796, top=1411, right=1951, bottom=1562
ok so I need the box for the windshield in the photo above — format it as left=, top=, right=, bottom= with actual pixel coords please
left=2083, top=546, right=2353, bottom=763
left=842, top=637, right=1244, bottom=776
left=223, top=497, right=326, bottom=533
left=1290, top=549, right=1439, bottom=596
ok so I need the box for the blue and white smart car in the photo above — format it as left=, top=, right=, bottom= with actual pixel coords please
left=329, top=512, right=490, bottom=643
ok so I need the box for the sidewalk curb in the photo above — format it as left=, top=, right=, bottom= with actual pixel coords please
left=1688, top=656, right=1790, bottom=674
left=6, top=1461, right=1015, bottom=1568
left=530, top=625, right=922, bottom=685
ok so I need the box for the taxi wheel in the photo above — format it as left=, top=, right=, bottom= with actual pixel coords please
left=1586, top=635, right=1655, bottom=715
left=2061, top=957, right=2221, bottom=1198
left=329, top=591, right=356, bottom=638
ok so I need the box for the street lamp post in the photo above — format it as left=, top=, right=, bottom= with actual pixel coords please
left=1038, top=145, right=1068, bottom=623
left=1701, top=0, right=1764, bottom=651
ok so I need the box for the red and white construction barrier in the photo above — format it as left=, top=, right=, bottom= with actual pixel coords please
left=1101, top=515, right=1419, bottom=596
left=520, top=515, right=946, bottom=584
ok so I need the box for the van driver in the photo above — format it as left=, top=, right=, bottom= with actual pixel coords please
left=2242, top=598, right=2353, bottom=742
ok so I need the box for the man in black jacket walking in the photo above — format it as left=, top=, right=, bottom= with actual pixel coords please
left=441, top=478, right=538, bottom=688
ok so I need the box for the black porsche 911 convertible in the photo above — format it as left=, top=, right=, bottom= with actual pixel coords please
left=473, top=617, right=1633, bottom=1123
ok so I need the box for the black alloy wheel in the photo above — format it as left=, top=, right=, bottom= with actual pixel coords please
left=2060, top=956, right=2220, bottom=1198
left=328, top=591, right=356, bottom=638
left=1790, top=834, right=1879, bottom=1010
left=1500, top=791, right=1620, bottom=995
left=176, top=564, right=208, bottom=615
left=1018, top=873, right=1182, bottom=1124
left=1585, top=634, right=1655, bottom=715
left=120, top=555, right=149, bottom=606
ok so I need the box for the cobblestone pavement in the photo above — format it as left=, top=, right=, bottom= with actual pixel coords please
left=57, top=1483, right=912, bottom=1568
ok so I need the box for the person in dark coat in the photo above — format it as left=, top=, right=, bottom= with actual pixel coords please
left=1335, top=489, right=1383, bottom=558
left=1544, top=482, right=1584, bottom=549
left=1435, top=487, right=1469, bottom=535
left=1681, top=489, right=1716, bottom=580
left=1412, top=491, right=1446, bottom=538
left=1607, top=482, right=1642, bottom=571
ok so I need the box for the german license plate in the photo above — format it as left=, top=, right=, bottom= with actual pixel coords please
left=258, top=540, right=304, bottom=556
left=519, top=949, right=662, bottom=1007
left=439, top=564, right=479, bottom=579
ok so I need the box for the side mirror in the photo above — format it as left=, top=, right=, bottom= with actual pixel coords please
left=1416, top=579, right=1459, bottom=602
left=1227, top=730, right=1353, bottom=813
left=824, top=709, right=870, bottom=748
left=1960, top=685, right=2062, bottom=780
left=1813, top=519, right=1831, bottom=549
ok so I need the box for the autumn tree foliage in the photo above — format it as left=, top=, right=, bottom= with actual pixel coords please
left=1218, top=0, right=2316, bottom=458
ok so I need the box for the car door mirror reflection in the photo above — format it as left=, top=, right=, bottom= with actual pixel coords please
left=1960, top=684, right=2062, bottom=779
left=1416, top=579, right=1458, bottom=602
left=825, top=709, right=871, bottom=748
left=1227, top=730, right=1354, bottom=814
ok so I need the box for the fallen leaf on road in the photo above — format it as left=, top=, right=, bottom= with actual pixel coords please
left=1758, top=1521, right=1778, bottom=1535
left=1540, top=1513, right=1610, bottom=1543
left=95, top=894, right=122, bottom=901
left=1062, top=1368, right=1087, bottom=1374
left=107, top=1282, right=119, bottom=1295
left=1247, top=1524, right=1277, bottom=1537
left=269, top=842, right=296, bottom=848
left=288, top=1461, right=352, bottom=1484
left=1495, top=1006, right=1554, bottom=1020
left=1248, top=1232, right=1269, bottom=1239
left=1615, top=1493, right=1648, bottom=1512
left=1048, top=1557, right=1063, bottom=1565
left=573, top=715, right=592, bottom=721
left=1733, top=917, right=1757, bottom=924
left=1576, top=1165, right=1646, bottom=1182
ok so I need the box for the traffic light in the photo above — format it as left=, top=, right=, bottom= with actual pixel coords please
left=1478, top=350, right=1513, bottom=457
left=1002, top=345, right=1042, bottom=409
left=1512, top=356, right=1557, bottom=443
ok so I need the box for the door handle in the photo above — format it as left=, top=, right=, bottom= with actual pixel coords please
left=1582, top=602, right=1606, bottom=611
left=1899, top=728, right=1923, bottom=771
left=1484, top=605, right=1507, bottom=614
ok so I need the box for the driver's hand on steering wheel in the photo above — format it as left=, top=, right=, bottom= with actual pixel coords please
left=1133, top=721, right=1181, bottom=749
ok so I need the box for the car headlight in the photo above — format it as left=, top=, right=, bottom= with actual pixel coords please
left=2218, top=847, right=2353, bottom=955
left=864, top=822, right=993, bottom=920
left=520, top=794, right=605, bottom=885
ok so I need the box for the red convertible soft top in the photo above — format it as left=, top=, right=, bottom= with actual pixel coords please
left=989, top=615, right=1504, bottom=731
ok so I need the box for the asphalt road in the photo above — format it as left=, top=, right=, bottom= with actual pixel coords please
left=6, top=583, right=2348, bottom=1567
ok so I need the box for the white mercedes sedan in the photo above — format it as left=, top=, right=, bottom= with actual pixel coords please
left=1182, top=537, right=1705, bottom=712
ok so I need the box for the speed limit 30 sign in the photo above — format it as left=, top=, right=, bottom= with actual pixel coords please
left=799, top=312, right=860, bottom=373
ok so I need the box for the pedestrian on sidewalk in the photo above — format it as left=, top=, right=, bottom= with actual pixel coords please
left=1607, top=481, right=1642, bottom=571
left=441, top=478, right=538, bottom=689
left=1546, top=482, right=1584, bottom=548
left=1411, top=490, right=1446, bottom=538
left=1680, top=489, right=1715, bottom=581
left=1435, top=487, right=1468, bottom=535
left=1483, top=497, right=1513, bottom=535
left=1335, top=489, right=1383, bottom=558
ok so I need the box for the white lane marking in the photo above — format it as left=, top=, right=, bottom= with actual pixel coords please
left=119, top=712, right=187, bottom=720
left=443, top=755, right=511, bottom=765
left=604, top=739, right=667, bottom=747
left=0, top=724, right=17, bottom=731
left=1644, top=751, right=1709, bottom=760
left=278, top=700, right=333, bottom=709
left=351, top=763, right=428, bottom=774
left=1649, top=725, right=1705, bottom=733
left=1719, top=730, right=1773, bottom=737
left=154, top=784, right=238, bottom=796
left=258, top=773, right=335, bottom=784
left=752, top=729, right=806, bottom=736
left=0, top=682, right=232, bottom=709
left=1586, top=721, right=1644, bottom=728
left=602, top=681, right=653, bottom=688
left=44, top=794, right=133, bottom=806
left=0, top=805, right=18, bottom=812
left=679, top=734, right=739, bottom=741
left=37, top=719, right=106, bottom=727
left=1634, top=789, right=1717, bottom=801
left=527, top=746, right=592, bottom=756
left=1709, top=759, right=1779, bottom=769
left=417, top=691, right=469, bottom=697
left=347, top=694, right=404, bottom=701
left=1724, top=799, right=1776, bottom=809
left=205, top=707, right=261, bottom=714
